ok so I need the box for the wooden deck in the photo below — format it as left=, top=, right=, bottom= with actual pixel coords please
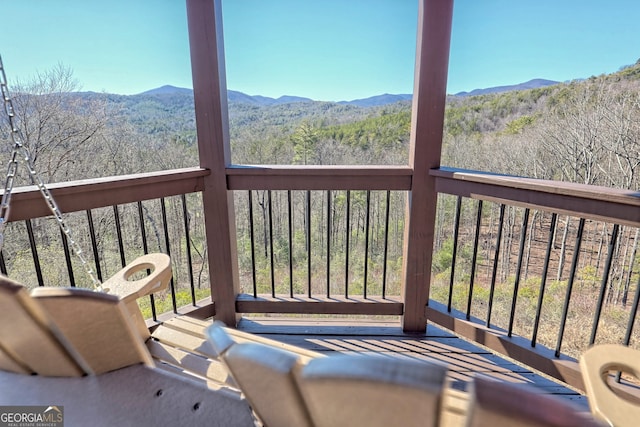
left=237, top=316, right=590, bottom=410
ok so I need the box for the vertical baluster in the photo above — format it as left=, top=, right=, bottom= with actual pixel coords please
left=181, top=195, right=195, bottom=304
left=113, top=205, right=126, bottom=268
left=326, top=190, right=331, bottom=298
left=345, top=190, right=351, bottom=299
left=448, top=196, right=462, bottom=312
left=466, top=200, right=483, bottom=320
left=137, top=201, right=157, bottom=321
left=59, top=228, right=75, bottom=287
left=622, top=272, right=640, bottom=346
left=531, top=213, right=558, bottom=346
left=508, top=208, right=530, bottom=337
left=486, top=204, right=505, bottom=327
left=555, top=217, right=585, bottom=357
left=137, top=202, right=149, bottom=256
left=0, top=251, right=6, bottom=275
left=268, top=190, right=275, bottom=297
left=26, top=219, right=44, bottom=286
left=306, top=190, right=311, bottom=297
left=590, top=224, right=619, bottom=345
left=160, top=198, right=177, bottom=313
left=248, top=190, right=257, bottom=297
left=363, top=190, right=371, bottom=299
left=288, top=190, right=293, bottom=297
left=86, top=209, right=103, bottom=282
left=382, top=190, right=391, bottom=299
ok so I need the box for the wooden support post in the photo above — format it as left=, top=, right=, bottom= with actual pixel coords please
left=402, top=0, right=453, bottom=332
left=186, top=0, right=240, bottom=326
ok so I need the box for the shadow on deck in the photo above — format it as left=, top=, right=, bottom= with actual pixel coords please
left=237, top=316, right=589, bottom=410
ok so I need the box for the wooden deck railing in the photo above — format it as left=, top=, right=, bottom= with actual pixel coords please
left=0, top=168, right=214, bottom=320
left=228, top=165, right=410, bottom=317
left=2, top=164, right=639, bottom=395
left=428, top=167, right=640, bottom=392
left=4, top=0, right=640, bottom=398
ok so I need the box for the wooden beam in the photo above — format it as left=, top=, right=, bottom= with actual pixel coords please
left=236, top=294, right=404, bottom=316
left=227, top=165, right=412, bottom=190
left=3, top=168, right=208, bottom=221
left=402, top=0, right=453, bottom=332
left=186, top=0, right=240, bottom=326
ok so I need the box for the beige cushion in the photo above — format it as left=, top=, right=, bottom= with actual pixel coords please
left=298, top=354, right=447, bottom=427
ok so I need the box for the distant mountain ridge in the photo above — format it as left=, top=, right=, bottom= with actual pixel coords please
left=453, top=79, right=559, bottom=97
left=338, top=93, right=412, bottom=107
left=228, top=91, right=313, bottom=106
left=140, top=85, right=193, bottom=95
left=137, top=78, right=561, bottom=107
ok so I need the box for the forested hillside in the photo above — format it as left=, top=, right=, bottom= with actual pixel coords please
left=6, top=60, right=639, bottom=185
left=1, top=61, right=639, bottom=357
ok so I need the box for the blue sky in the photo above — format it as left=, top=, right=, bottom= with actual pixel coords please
left=1, top=1, right=639, bottom=101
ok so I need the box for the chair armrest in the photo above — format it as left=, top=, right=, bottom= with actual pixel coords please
left=580, top=344, right=640, bottom=427
left=102, top=253, right=172, bottom=303
left=102, top=253, right=172, bottom=340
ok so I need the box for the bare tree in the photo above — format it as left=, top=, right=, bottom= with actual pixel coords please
left=537, top=81, right=611, bottom=185
left=7, top=64, right=109, bottom=182
left=600, top=85, right=640, bottom=189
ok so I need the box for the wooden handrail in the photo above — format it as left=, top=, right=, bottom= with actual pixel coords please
left=226, top=165, right=412, bottom=190
left=432, top=167, right=640, bottom=227
left=8, top=165, right=635, bottom=224
left=2, top=167, right=209, bottom=222
left=8, top=165, right=636, bottom=224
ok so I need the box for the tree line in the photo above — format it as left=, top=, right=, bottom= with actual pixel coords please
left=0, top=62, right=638, bottom=340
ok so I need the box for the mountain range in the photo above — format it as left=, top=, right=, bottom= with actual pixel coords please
left=453, top=78, right=560, bottom=97
left=140, top=78, right=560, bottom=108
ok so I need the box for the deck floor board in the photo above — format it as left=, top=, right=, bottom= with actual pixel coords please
left=237, top=316, right=590, bottom=409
